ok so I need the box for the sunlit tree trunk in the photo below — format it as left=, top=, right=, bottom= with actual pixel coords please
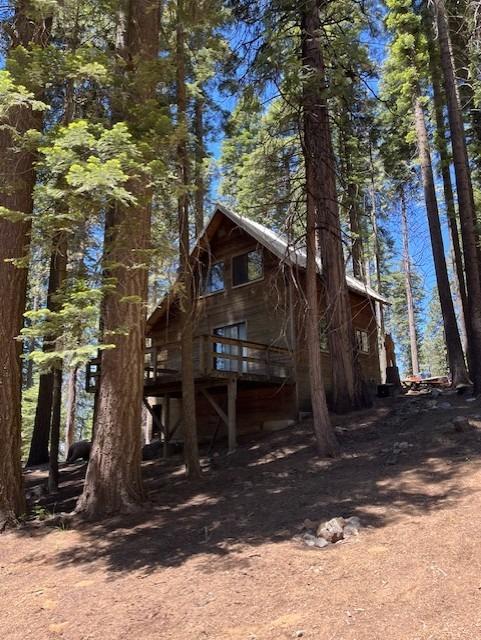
left=413, top=94, right=469, bottom=386
left=400, top=187, right=419, bottom=376
left=433, top=0, right=481, bottom=393
left=177, top=0, right=201, bottom=477
left=301, top=0, right=367, bottom=414
left=0, top=1, right=50, bottom=529
left=425, top=12, right=469, bottom=357
left=76, top=0, right=161, bottom=518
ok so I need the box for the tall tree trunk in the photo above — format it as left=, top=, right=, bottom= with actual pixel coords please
left=400, top=187, right=419, bottom=376
left=48, top=234, right=67, bottom=492
left=26, top=239, right=63, bottom=467
left=425, top=13, right=470, bottom=356
left=433, top=0, right=481, bottom=393
left=368, top=147, right=387, bottom=383
left=64, top=364, right=79, bottom=456
left=177, top=0, right=201, bottom=477
left=48, top=367, right=62, bottom=493
left=301, top=0, right=367, bottom=414
left=194, top=93, right=205, bottom=238
left=305, top=171, right=339, bottom=456
left=413, top=95, right=470, bottom=386
left=76, top=0, right=160, bottom=519
left=340, top=110, right=363, bottom=280
left=0, top=2, right=50, bottom=530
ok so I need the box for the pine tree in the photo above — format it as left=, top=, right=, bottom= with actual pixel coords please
left=0, top=1, right=51, bottom=529
left=76, top=0, right=161, bottom=518
left=430, top=0, right=481, bottom=392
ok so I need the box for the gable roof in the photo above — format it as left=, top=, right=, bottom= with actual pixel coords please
left=147, top=203, right=389, bottom=331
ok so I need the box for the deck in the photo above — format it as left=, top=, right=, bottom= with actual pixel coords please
left=86, top=334, right=294, bottom=394
left=86, top=335, right=295, bottom=452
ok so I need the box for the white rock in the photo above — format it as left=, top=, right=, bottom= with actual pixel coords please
left=345, top=516, right=361, bottom=529
left=314, top=537, right=330, bottom=549
left=302, top=533, right=318, bottom=547
left=343, top=525, right=360, bottom=537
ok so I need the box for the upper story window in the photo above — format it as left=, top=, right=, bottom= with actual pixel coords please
left=232, top=249, right=263, bottom=287
left=203, top=261, right=225, bottom=295
left=355, top=328, right=370, bottom=354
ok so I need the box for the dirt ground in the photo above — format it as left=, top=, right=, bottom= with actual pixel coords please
left=3, top=393, right=481, bottom=640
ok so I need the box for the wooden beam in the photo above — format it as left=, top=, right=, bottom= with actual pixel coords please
left=227, top=378, right=237, bottom=453
left=201, top=388, right=228, bottom=426
left=162, top=394, right=170, bottom=458
left=143, top=398, right=166, bottom=437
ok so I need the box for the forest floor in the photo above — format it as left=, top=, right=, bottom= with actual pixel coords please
left=3, top=392, right=481, bottom=640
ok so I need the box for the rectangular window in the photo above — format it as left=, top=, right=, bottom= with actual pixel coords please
left=232, top=249, right=263, bottom=287
left=203, top=262, right=224, bottom=295
left=355, top=329, right=370, bottom=354
left=213, top=322, right=247, bottom=372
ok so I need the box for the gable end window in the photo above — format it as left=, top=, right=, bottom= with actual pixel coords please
left=355, top=328, right=370, bottom=354
left=232, top=249, right=263, bottom=287
left=202, top=262, right=225, bottom=295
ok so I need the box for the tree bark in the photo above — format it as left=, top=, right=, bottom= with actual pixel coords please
left=340, top=109, right=364, bottom=280
left=177, top=0, right=202, bottom=477
left=76, top=0, right=160, bottom=519
left=433, top=0, right=481, bottom=392
left=305, top=171, right=339, bottom=456
left=400, top=187, right=419, bottom=376
left=0, top=2, right=50, bottom=530
left=301, top=0, right=367, bottom=414
left=425, top=13, right=470, bottom=356
left=64, top=364, right=79, bottom=456
left=26, top=235, right=65, bottom=466
left=413, top=94, right=470, bottom=386
left=48, top=366, right=62, bottom=493
left=368, top=146, right=387, bottom=383
left=194, top=94, right=205, bottom=238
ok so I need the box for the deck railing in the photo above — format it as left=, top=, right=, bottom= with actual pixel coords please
left=87, top=334, right=293, bottom=391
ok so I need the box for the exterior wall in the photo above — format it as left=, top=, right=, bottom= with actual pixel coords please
left=149, top=216, right=293, bottom=351
left=294, top=278, right=381, bottom=411
left=147, top=214, right=382, bottom=428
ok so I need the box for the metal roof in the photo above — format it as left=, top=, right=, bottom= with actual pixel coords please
left=147, top=203, right=389, bottom=330
left=214, top=203, right=389, bottom=304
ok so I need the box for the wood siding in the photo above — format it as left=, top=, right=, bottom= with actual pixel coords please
left=147, top=215, right=382, bottom=432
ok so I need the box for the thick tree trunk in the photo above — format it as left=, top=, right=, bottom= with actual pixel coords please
left=177, top=1, right=201, bottom=477
left=26, top=235, right=66, bottom=466
left=301, top=0, right=367, bottom=414
left=76, top=0, right=160, bottom=519
left=400, top=188, right=419, bottom=376
left=64, top=364, right=79, bottom=456
left=305, top=185, right=339, bottom=456
left=433, top=0, right=481, bottom=392
left=27, top=371, right=53, bottom=466
left=413, top=95, right=470, bottom=386
left=0, top=3, right=50, bottom=530
left=425, top=14, right=470, bottom=356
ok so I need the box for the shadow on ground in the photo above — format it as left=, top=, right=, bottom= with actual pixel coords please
left=15, top=394, right=481, bottom=576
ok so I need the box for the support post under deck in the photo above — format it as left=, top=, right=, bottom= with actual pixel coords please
left=227, top=378, right=237, bottom=453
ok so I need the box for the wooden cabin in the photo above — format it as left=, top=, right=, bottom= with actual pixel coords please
left=140, top=204, right=389, bottom=451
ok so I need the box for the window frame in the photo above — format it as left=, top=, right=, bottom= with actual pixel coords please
left=355, top=328, right=370, bottom=355
left=231, top=248, right=264, bottom=289
left=200, top=260, right=225, bottom=297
